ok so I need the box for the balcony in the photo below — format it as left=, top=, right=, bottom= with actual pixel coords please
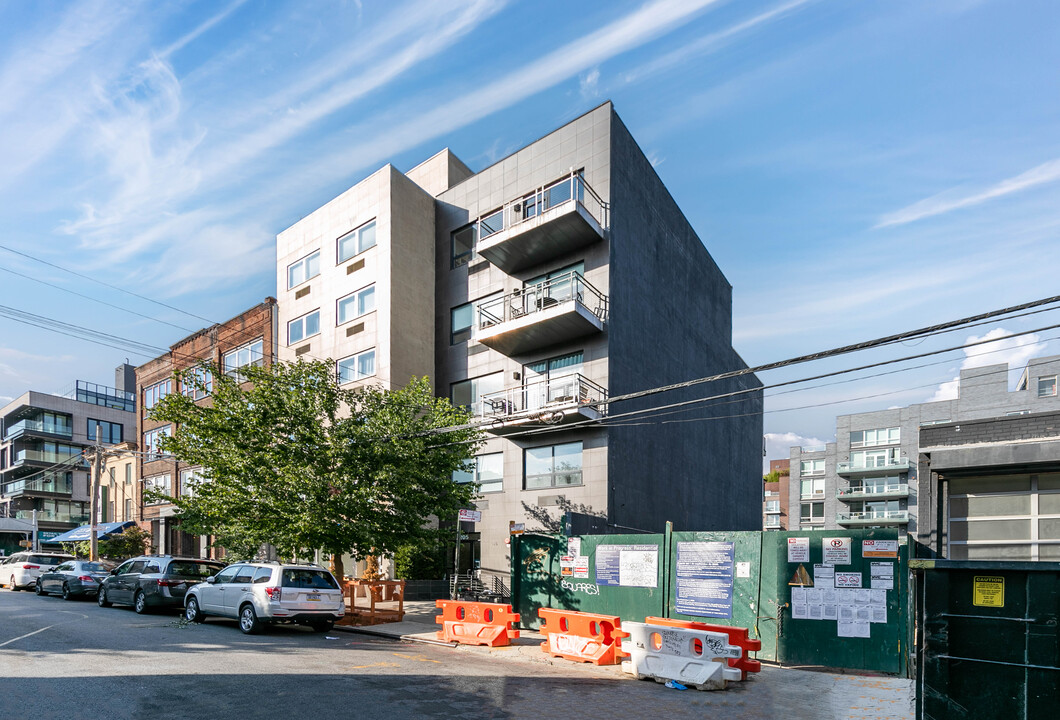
left=475, top=271, right=607, bottom=356
left=475, top=374, right=606, bottom=435
left=12, top=449, right=86, bottom=469
left=836, top=458, right=911, bottom=476
left=57, top=380, right=135, bottom=412
left=474, top=172, right=607, bottom=274
left=15, top=508, right=90, bottom=524
left=836, top=510, right=909, bottom=526
left=3, top=418, right=73, bottom=442
left=2, top=473, right=73, bottom=498
left=837, top=483, right=910, bottom=502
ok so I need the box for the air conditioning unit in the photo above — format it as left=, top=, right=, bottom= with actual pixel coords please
left=512, top=202, right=522, bottom=214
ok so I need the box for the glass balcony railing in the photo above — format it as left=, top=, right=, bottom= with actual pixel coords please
left=476, top=374, right=607, bottom=421
left=3, top=418, right=74, bottom=441
left=58, top=380, right=135, bottom=412
left=13, top=449, right=85, bottom=467
left=15, top=508, right=90, bottom=524
left=837, top=458, right=911, bottom=475
left=837, top=483, right=909, bottom=500
left=801, top=445, right=827, bottom=453
left=2, top=473, right=73, bottom=497
left=836, top=510, right=909, bottom=524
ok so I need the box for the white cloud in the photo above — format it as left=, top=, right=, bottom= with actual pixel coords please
left=579, top=68, right=601, bottom=98
left=763, top=431, right=828, bottom=472
left=927, top=328, right=1048, bottom=402
left=875, top=156, right=1060, bottom=229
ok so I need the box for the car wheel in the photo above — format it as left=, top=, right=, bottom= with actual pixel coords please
left=35, top=581, right=45, bottom=596
left=62, top=583, right=74, bottom=601
left=239, top=604, right=261, bottom=634
left=97, top=587, right=111, bottom=607
left=10, top=576, right=20, bottom=592
left=134, top=590, right=148, bottom=614
left=310, top=619, right=334, bottom=633
left=185, top=597, right=205, bottom=623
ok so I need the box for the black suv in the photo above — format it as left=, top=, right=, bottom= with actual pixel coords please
left=97, top=555, right=224, bottom=613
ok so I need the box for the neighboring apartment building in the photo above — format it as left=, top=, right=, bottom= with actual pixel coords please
left=101, top=442, right=137, bottom=523
left=0, top=366, right=136, bottom=550
left=136, top=299, right=276, bottom=556
left=788, top=356, right=1060, bottom=551
left=764, top=459, right=790, bottom=530
left=277, top=102, right=763, bottom=583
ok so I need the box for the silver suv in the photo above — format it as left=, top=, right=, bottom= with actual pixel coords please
left=183, top=562, right=345, bottom=634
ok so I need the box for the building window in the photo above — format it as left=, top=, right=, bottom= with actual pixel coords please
left=525, top=441, right=583, bottom=490
left=850, top=427, right=900, bottom=448
left=765, top=500, right=780, bottom=513
left=451, top=373, right=505, bottom=415
left=337, top=219, right=377, bottom=263
left=125, top=463, right=132, bottom=484
left=288, top=310, right=320, bottom=345
left=179, top=367, right=213, bottom=400
left=800, top=502, right=824, bottom=525
left=144, top=474, right=172, bottom=505
left=224, top=338, right=264, bottom=380
left=850, top=447, right=901, bottom=469
left=451, top=224, right=475, bottom=269
left=337, top=285, right=375, bottom=325
left=337, top=349, right=376, bottom=384
left=143, top=426, right=171, bottom=462
left=124, top=498, right=132, bottom=520
left=765, top=515, right=781, bottom=529
left=1038, top=376, right=1057, bottom=398
left=87, top=419, right=122, bottom=445
left=287, top=250, right=320, bottom=289
left=451, top=292, right=502, bottom=345
left=800, top=477, right=825, bottom=498
left=180, top=467, right=206, bottom=498
left=143, top=380, right=172, bottom=410
left=800, top=459, right=825, bottom=475
left=453, top=453, right=503, bottom=494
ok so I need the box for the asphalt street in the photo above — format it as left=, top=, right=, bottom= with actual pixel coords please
left=0, top=588, right=910, bottom=719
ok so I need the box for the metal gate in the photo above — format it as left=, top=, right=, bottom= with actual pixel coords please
left=913, top=559, right=1060, bottom=719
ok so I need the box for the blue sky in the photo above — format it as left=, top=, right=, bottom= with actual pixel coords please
left=1, top=0, right=1058, bottom=467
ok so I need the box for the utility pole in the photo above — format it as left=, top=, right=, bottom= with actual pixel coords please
left=90, top=426, right=102, bottom=562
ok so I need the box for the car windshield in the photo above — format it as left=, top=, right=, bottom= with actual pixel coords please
left=30, top=555, right=69, bottom=566
left=82, top=562, right=114, bottom=572
left=281, top=569, right=338, bottom=589
left=168, top=561, right=223, bottom=577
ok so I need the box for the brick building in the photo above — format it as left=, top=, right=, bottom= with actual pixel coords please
left=764, top=458, right=790, bottom=530
left=136, top=299, right=277, bottom=556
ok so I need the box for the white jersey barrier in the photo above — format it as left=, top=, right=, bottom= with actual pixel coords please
left=620, top=621, right=744, bottom=691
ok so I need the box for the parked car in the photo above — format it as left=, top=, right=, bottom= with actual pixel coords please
left=97, top=555, right=224, bottom=613
left=184, top=562, right=346, bottom=634
left=1, top=552, right=75, bottom=591
left=35, top=559, right=116, bottom=600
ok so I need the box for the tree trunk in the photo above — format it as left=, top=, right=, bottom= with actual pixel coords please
left=330, top=553, right=346, bottom=591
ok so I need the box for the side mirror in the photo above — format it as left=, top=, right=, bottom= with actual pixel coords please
left=110, top=568, right=120, bottom=575
left=206, top=576, right=216, bottom=584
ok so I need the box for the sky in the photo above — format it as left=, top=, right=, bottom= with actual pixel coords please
left=0, top=0, right=1058, bottom=470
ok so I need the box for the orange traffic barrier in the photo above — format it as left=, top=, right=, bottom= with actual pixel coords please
left=644, top=617, right=762, bottom=679
left=537, top=608, right=629, bottom=665
left=435, top=600, right=520, bottom=647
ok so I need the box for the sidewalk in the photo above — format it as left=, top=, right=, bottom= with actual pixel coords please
left=335, top=600, right=914, bottom=720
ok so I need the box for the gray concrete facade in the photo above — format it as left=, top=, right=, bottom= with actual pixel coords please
left=788, top=355, right=1060, bottom=545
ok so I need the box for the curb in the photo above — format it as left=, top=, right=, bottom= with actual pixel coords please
left=332, top=623, right=457, bottom=647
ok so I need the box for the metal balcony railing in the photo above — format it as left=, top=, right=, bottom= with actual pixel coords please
left=476, top=270, right=608, bottom=330
left=3, top=418, right=73, bottom=441
left=476, top=373, right=606, bottom=421
left=58, top=380, right=135, bottom=412
left=836, top=510, right=909, bottom=523
left=837, top=483, right=909, bottom=499
left=475, top=171, right=607, bottom=247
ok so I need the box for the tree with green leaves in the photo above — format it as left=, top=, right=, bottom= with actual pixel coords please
left=149, top=359, right=482, bottom=582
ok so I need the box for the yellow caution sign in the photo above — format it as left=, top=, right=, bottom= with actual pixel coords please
left=973, top=576, right=1004, bottom=608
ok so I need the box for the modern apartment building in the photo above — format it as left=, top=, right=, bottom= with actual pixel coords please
left=136, top=299, right=276, bottom=556
left=277, top=102, right=763, bottom=582
left=0, top=367, right=136, bottom=551
left=788, top=355, right=1060, bottom=555
left=764, top=459, right=790, bottom=530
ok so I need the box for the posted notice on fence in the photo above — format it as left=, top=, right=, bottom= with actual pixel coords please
left=674, top=541, right=735, bottom=618
left=787, top=537, right=810, bottom=563
left=595, top=544, right=658, bottom=587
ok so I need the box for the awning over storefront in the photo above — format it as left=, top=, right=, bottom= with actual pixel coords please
left=44, top=521, right=136, bottom=544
